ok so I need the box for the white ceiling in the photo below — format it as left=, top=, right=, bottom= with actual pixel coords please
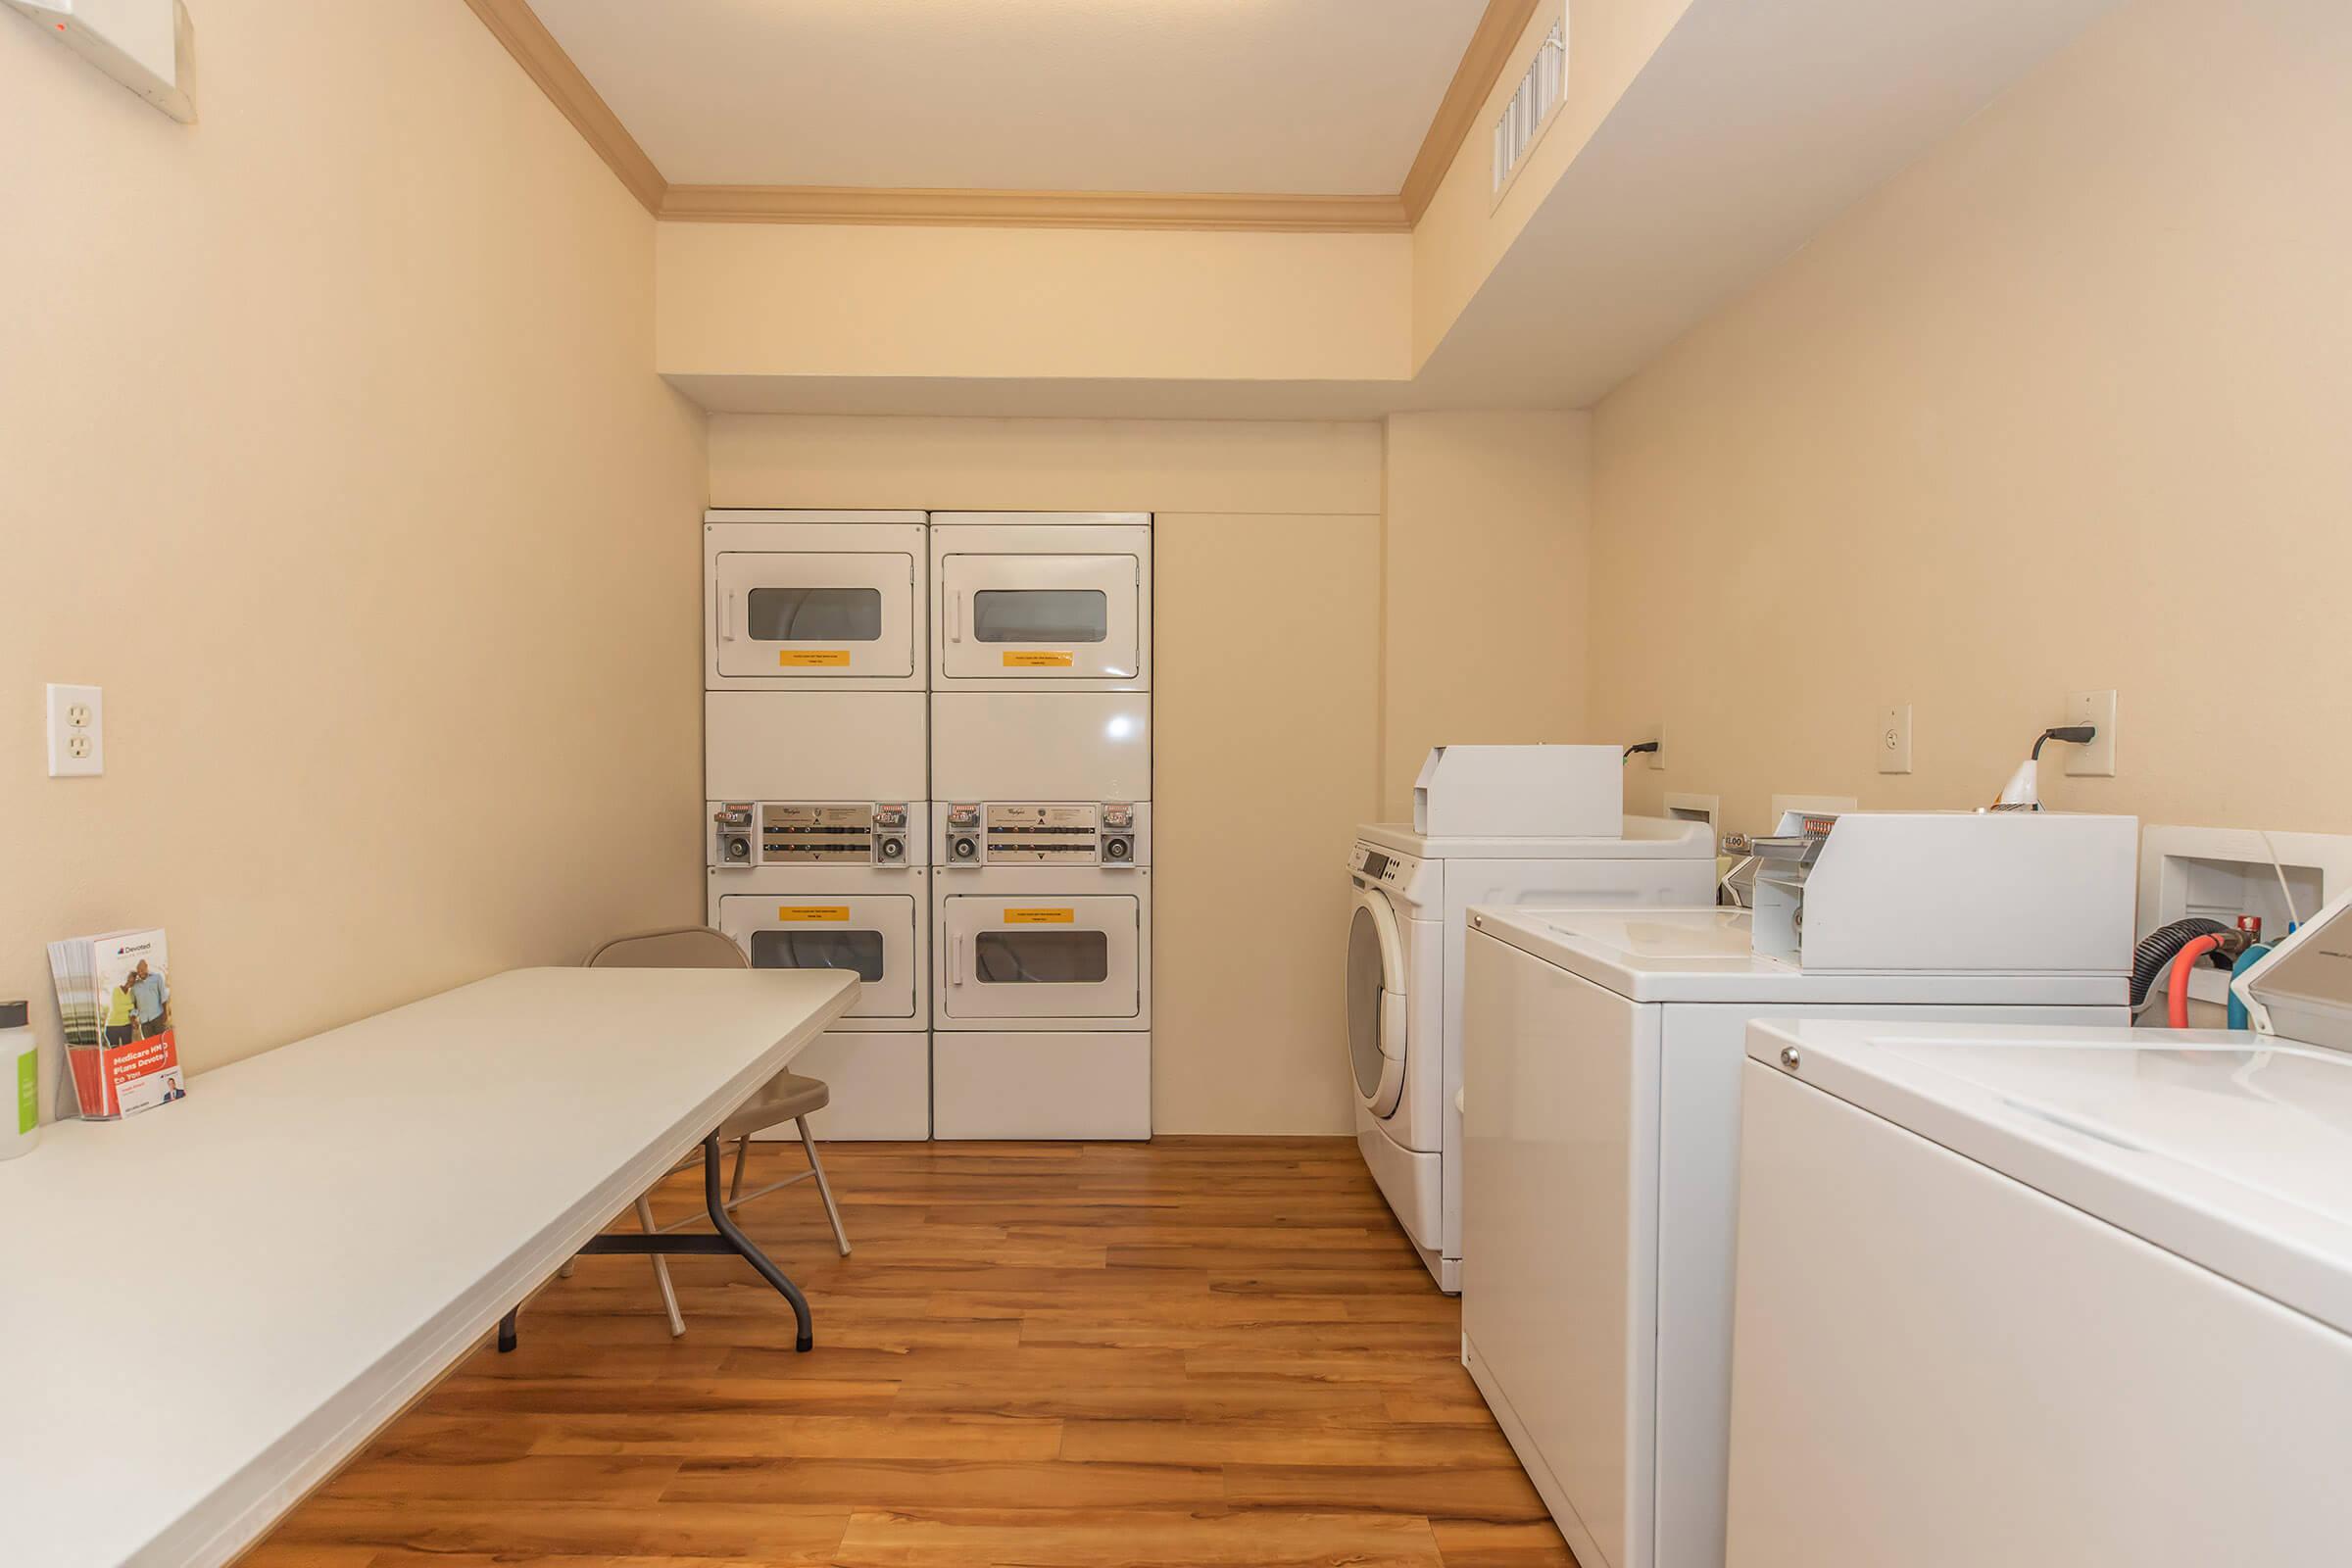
left=531, top=0, right=1490, bottom=194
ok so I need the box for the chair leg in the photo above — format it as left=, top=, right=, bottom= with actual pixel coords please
left=729, top=1132, right=752, bottom=1203
left=636, top=1194, right=685, bottom=1338
left=799, top=1114, right=851, bottom=1257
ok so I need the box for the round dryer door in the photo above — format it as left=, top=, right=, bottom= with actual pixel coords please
left=1346, top=887, right=1408, bottom=1118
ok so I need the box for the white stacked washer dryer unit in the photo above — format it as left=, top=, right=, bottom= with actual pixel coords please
left=1348, top=813, right=1717, bottom=1293
left=705, top=510, right=933, bottom=1139
left=928, top=513, right=1152, bottom=1140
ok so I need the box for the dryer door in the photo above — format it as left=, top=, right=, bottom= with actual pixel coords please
left=1347, top=887, right=1408, bottom=1118
left=712, top=549, right=917, bottom=683
left=714, top=892, right=919, bottom=1020
left=940, top=895, right=1142, bottom=1021
left=937, top=552, right=1143, bottom=683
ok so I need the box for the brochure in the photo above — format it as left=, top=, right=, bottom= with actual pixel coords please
left=47, top=928, right=185, bottom=1120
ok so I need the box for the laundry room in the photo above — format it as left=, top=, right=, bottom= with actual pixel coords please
left=5, top=2, right=2349, bottom=1566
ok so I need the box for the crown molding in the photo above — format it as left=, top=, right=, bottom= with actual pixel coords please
left=464, top=0, right=666, bottom=215
left=661, top=185, right=1409, bottom=233
left=467, top=0, right=1529, bottom=234
left=1400, top=0, right=1544, bottom=222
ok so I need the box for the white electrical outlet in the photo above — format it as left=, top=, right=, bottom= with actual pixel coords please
left=1877, top=703, right=1914, bottom=774
left=1645, top=720, right=1667, bottom=771
left=46, top=683, right=104, bottom=777
left=2064, top=688, right=2118, bottom=777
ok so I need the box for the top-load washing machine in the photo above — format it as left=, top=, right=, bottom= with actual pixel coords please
left=1458, top=810, right=2139, bottom=1568
left=1347, top=813, right=1717, bottom=1294
left=1731, top=1003, right=2352, bottom=1567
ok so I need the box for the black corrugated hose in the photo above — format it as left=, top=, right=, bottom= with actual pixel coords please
left=2131, top=917, right=2230, bottom=1006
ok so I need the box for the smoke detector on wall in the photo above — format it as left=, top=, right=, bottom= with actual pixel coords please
left=7, top=0, right=195, bottom=122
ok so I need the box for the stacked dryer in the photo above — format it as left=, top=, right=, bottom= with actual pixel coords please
left=705, top=511, right=932, bottom=1139
left=928, top=513, right=1152, bottom=1140
left=703, top=509, right=1153, bottom=1142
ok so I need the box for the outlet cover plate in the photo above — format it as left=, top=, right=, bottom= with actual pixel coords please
left=46, top=682, right=104, bottom=777
left=2064, top=688, right=2117, bottom=776
left=1877, top=703, right=1913, bottom=774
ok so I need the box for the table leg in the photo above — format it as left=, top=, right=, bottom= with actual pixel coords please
left=699, top=1133, right=814, bottom=1351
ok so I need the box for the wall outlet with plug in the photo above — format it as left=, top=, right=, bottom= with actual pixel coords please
left=2063, top=688, right=2118, bottom=777
left=45, top=683, right=104, bottom=777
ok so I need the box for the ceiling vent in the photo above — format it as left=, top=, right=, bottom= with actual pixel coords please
left=1492, top=16, right=1567, bottom=203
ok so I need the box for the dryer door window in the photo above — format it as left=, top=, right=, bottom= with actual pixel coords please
left=715, top=893, right=918, bottom=1020
left=939, top=553, right=1140, bottom=681
left=1348, top=890, right=1408, bottom=1117
left=941, top=895, right=1140, bottom=1020
left=714, top=551, right=915, bottom=680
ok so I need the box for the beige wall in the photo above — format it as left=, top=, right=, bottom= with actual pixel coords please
left=0, top=3, right=707, bottom=1106
left=1380, top=411, right=1593, bottom=819
left=662, top=222, right=1413, bottom=384
left=1588, top=0, right=2352, bottom=840
left=709, top=416, right=1383, bottom=1134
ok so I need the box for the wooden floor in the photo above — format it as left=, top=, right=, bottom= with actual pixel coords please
left=248, top=1137, right=1575, bottom=1568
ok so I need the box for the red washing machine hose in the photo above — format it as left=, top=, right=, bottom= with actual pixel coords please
left=2168, top=934, right=2223, bottom=1029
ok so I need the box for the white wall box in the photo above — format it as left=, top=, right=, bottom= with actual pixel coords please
left=929, top=692, right=1152, bottom=802
left=706, top=512, right=927, bottom=690
left=705, top=692, right=927, bottom=803
left=930, top=514, right=1152, bottom=691
left=2137, top=824, right=2352, bottom=1008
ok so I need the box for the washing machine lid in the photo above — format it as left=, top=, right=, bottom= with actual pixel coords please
left=1748, top=1018, right=2352, bottom=1335
left=1469, top=906, right=2122, bottom=1006
left=1357, top=814, right=1712, bottom=862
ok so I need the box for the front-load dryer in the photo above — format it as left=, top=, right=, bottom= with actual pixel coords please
left=709, top=801, right=931, bottom=1140
left=1345, top=816, right=1716, bottom=1294
left=932, top=804, right=1151, bottom=1140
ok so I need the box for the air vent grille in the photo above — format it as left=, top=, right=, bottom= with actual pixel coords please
left=1492, top=18, right=1567, bottom=198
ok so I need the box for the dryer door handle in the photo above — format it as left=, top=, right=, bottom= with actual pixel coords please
left=949, top=935, right=964, bottom=986
left=947, top=591, right=963, bottom=643
left=716, top=581, right=732, bottom=642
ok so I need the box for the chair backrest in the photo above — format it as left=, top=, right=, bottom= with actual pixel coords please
left=585, top=926, right=751, bottom=970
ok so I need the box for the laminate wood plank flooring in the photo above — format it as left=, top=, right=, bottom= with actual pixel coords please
left=247, top=1137, right=1576, bottom=1568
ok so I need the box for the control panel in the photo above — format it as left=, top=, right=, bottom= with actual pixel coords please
left=941, top=801, right=1142, bottom=868
left=710, top=801, right=913, bottom=868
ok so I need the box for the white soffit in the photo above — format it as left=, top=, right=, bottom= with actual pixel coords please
left=531, top=0, right=1489, bottom=194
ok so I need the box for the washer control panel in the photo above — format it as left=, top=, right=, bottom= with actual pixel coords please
left=943, top=802, right=1143, bottom=867
left=710, top=801, right=913, bottom=867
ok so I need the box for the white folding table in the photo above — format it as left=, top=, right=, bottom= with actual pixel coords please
left=0, top=965, right=857, bottom=1568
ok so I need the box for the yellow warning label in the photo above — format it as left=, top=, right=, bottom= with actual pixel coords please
left=775, top=906, right=851, bottom=922
left=779, top=649, right=852, bottom=667
left=1002, top=650, right=1075, bottom=668
left=1003, top=906, right=1076, bottom=924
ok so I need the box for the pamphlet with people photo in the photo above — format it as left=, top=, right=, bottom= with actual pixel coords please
left=47, top=927, right=184, bottom=1120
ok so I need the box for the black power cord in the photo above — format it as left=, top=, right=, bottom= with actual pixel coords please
left=1623, top=740, right=1659, bottom=762
left=2032, top=724, right=2098, bottom=760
